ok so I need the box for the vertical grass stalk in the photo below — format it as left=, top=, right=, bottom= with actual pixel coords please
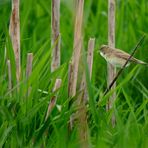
left=26, top=53, right=33, bottom=96
left=80, top=38, right=95, bottom=102
left=107, top=0, right=116, bottom=126
left=45, top=79, right=62, bottom=121
left=7, top=60, right=12, bottom=95
left=68, top=0, right=84, bottom=97
left=51, top=0, right=60, bottom=72
left=9, top=0, right=21, bottom=82
left=78, top=38, right=95, bottom=148
left=26, top=53, right=33, bottom=80
left=68, top=0, right=84, bottom=130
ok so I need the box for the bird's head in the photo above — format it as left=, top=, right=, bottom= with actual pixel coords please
left=99, top=45, right=109, bottom=56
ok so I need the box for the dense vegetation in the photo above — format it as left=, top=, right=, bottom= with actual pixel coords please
left=0, top=0, right=148, bottom=147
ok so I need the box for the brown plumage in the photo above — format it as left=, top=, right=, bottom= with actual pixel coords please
left=99, top=45, right=147, bottom=67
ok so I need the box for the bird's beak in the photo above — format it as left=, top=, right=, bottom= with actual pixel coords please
left=100, top=51, right=104, bottom=57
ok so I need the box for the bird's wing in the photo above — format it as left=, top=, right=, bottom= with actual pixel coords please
left=113, top=48, right=147, bottom=65
left=111, top=48, right=131, bottom=60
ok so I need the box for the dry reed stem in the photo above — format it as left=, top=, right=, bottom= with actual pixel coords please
left=45, top=79, right=62, bottom=121
left=51, top=0, right=60, bottom=72
left=9, top=0, right=20, bottom=82
left=26, top=53, right=33, bottom=79
left=78, top=38, right=95, bottom=148
left=26, top=53, right=33, bottom=96
left=41, top=79, right=61, bottom=147
left=78, top=102, right=89, bottom=148
left=68, top=0, right=84, bottom=97
left=87, top=38, right=95, bottom=79
left=68, top=62, right=73, bottom=103
left=7, top=60, right=12, bottom=95
left=107, top=0, right=116, bottom=126
left=68, top=0, right=84, bottom=130
left=80, top=38, right=95, bottom=102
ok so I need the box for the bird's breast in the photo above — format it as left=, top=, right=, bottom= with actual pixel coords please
left=107, top=56, right=130, bottom=67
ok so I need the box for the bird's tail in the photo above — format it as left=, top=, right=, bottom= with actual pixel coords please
left=132, top=58, right=148, bottom=66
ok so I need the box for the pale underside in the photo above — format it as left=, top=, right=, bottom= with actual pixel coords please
left=100, top=51, right=130, bottom=67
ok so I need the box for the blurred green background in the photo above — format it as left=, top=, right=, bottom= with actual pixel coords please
left=0, top=0, right=148, bottom=147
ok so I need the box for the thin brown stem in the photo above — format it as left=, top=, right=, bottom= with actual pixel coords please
left=9, top=0, right=20, bottom=82
left=107, top=0, right=116, bottom=126
left=68, top=0, right=84, bottom=97
left=26, top=53, right=33, bottom=80
left=7, top=60, right=12, bottom=96
left=51, top=0, right=60, bottom=72
left=78, top=38, right=95, bottom=148
left=26, top=53, right=33, bottom=96
left=80, top=38, right=95, bottom=102
left=68, top=0, right=84, bottom=131
left=45, top=79, right=62, bottom=121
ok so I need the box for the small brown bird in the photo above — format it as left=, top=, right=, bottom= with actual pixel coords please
left=99, top=45, right=148, bottom=67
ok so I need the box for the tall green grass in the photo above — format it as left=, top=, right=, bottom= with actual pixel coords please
left=0, top=0, right=148, bottom=147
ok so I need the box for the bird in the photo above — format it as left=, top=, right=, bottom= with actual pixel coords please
left=99, top=45, right=148, bottom=68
